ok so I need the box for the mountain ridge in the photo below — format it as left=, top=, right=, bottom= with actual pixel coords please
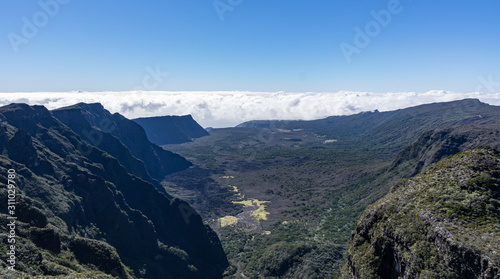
left=0, top=103, right=228, bottom=278
left=134, top=115, right=209, bottom=145
left=342, top=147, right=500, bottom=278
left=238, top=99, right=500, bottom=154
left=51, top=103, right=159, bottom=188
left=163, top=99, right=500, bottom=278
left=52, top=103, right=192, bottom=182
left=3, top=99, right=500, bottom=278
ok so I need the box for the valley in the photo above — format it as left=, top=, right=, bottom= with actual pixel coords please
left=162, top=99, right=500, bottom=278
left=163, top=126, right=396, bottom=278
left=4, top=1, right=499, bottom=277
left=1, top=99, right=500, bottom=278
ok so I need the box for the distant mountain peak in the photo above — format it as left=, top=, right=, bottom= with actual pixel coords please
left=53, top=102, right=105, bottom=111
left=133, top=114, right=209, bottom=145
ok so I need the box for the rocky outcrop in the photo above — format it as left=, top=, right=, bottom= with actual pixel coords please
left=390, top=124, right=500, bottom=177
left=0, top=103, right=228, bottom=278
left=52, top=103, right=192, bottom=182
left=52, top=104, right=158, bottom=186
left=133, top=115, right=209, bottom=145
left=342, top=147, right=500, bottom=279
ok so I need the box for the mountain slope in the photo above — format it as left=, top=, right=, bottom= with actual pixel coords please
left=239, top=99, right=500, bottom=155
left=134, top=115, right=209, bottom=145
left=164, top=100, right=500, bottom=278
left=0, top=103, right=228, bottom=278
left=342, top=147, right=500, bottom=279
left=51, top=103, right=159, bottom=188
left=52, top=103, right=191, bottom=182
left=390, top=124, right=500, bottom=177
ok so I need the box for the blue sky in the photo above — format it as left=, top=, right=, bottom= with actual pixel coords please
left=1, top=0, right=500, bottom=93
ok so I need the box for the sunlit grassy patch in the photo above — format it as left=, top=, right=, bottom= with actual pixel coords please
left=233, top=200, right=253, bottom=206
left=250, top=202, right=270, bottom=221
left=219, top=216, right=239, bottom=227
left=233, top=199, right=270, bottom=221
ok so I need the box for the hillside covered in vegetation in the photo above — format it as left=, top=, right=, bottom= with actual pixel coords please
left=2, top=99, right=500, bottom=278
left=0, top=103, right=227, bottom=278
left=164, top=99, right=500, bottom=278
left=342, top=147, right=500, bottom=278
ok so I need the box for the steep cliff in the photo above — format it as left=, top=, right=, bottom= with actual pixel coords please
left=52, top=103, right=191, bottom=182
left=0, top=103, right=228, bottom=278
left=342, top=147, right=500, bottom=279
left=134, top=115, right=209, bottom=145
left=390, top=124, right=500, bottom=177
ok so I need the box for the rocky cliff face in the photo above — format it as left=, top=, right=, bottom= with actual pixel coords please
left=0, top=103, right=227, bottom=278
left=52, top=103, right=192, bottom=182
left=51, top=103, right=159, bottom=187
left=390, top=124, right=500, bottom=177
left=133, top=115, right=209, bottom=145
left=342, top=147, right=500, bottom=279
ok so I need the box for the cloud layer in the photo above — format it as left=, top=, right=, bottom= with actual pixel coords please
left=1, top=91, right=499, bottom=128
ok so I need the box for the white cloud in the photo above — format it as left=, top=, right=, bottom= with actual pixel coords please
left=0, top=90, right=499, bottom=128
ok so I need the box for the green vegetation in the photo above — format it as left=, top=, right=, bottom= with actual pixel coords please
left=165, top=127, right=400, bottom=278
left=342, top=148, right=500, bottom=278
left=163, top=100, right=500, bottom=278
left=3, top=100, right=500, bottom=278
left=0, top=103, right=228, bottom=279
